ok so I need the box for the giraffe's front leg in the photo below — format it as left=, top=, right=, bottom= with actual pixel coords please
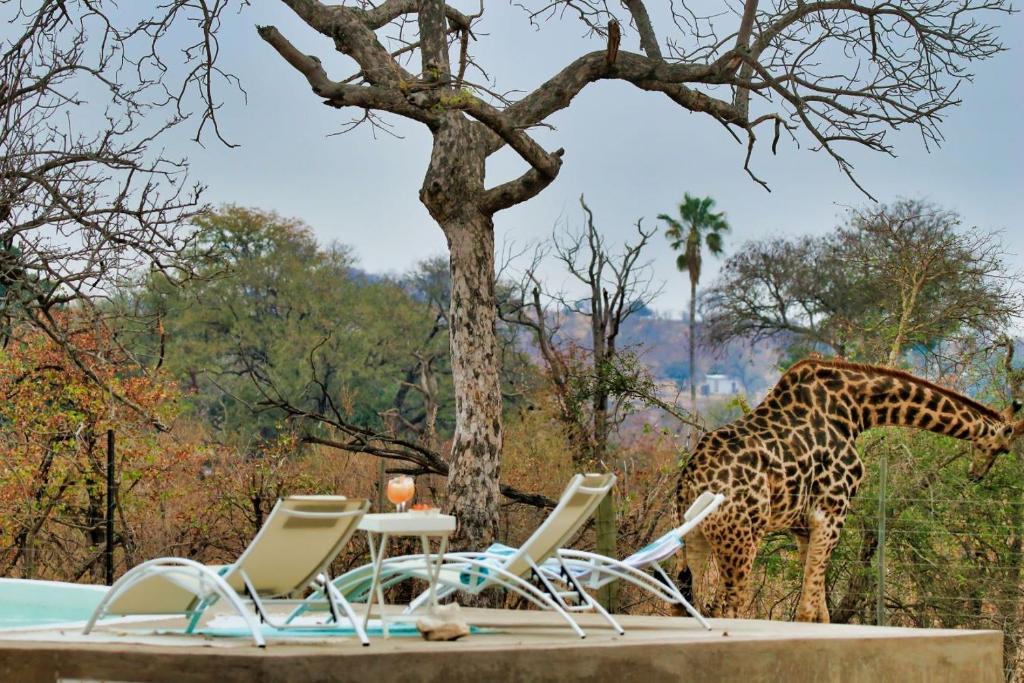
left=796, top=509, right=845, bottom=623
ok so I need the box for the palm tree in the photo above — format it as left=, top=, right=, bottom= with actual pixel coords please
left=659, top=194, right=730, bottom=414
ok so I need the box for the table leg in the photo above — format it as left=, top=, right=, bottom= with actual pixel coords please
left=420, top=534, right=448, bottom=613
left=364, top=531, right=391, bottom=638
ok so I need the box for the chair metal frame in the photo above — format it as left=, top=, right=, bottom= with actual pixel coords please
left=83, top=501, right=370, bottom=648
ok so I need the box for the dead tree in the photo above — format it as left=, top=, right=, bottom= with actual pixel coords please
left=504, top=196, right=660, bottom=469
left=502, top=195, right=661, bottom=609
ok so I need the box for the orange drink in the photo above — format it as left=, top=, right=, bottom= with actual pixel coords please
left=386, top=475, right=415, bottom=512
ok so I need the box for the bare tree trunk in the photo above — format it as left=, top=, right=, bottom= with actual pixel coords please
left=592, top=341, right=618, bottom=610
left=420, top=119, right=501, bottom=551
left=443, top=212, right=502, bottom=549
left=596, top=495, right=618, bottom=610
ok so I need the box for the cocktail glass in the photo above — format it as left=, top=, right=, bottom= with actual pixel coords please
left=386, top=475, right=415, bottom=512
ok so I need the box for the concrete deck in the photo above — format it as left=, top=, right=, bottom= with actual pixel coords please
left=0, top=607, right=1002, bottom=683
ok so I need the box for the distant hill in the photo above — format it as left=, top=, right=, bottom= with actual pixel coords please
left=535, top=310, right=784, bottom=405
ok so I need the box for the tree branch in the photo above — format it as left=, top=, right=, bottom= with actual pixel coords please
left=504, top=51, right=726, bottom=130
left=480, top=162, right=562, bottom=214
left=256, top=25, right=437, bottom=126
left=621, top=0, right=662, bottom=59
left=305, top=434, right=555, bottom=508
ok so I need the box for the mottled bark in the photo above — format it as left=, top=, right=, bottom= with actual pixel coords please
left=443, top=212, right=502, bottom=549
left=620, top=0, right=661, bottom=59
left=419, top=117, right=502, bottom=550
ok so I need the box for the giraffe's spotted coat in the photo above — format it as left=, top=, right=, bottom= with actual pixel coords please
left=677, top=358, right=1023, bottom=623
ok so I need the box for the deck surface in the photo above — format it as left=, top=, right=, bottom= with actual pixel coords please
left=0, top=606, right=1002, bottom=683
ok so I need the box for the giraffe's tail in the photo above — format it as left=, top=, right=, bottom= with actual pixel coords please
left=677, top=560, right=694, bottom=604
left=674, top=525, right=713, bottom=615
left=673, top=469, right=716, bottom=615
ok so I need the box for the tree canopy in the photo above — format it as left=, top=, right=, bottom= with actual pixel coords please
left=141, top=206, right=453, bottom=446
left=703, top=199, right=1021, bottom=364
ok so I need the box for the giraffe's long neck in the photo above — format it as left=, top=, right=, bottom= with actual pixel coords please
left=841, top=370, right=1001, bottom=442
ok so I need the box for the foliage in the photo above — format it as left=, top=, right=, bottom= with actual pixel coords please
left=0, top=319, right=181, bottom=580
left=704, top=199, right=1022, bottom=364
left=140, top=206, right=453, bottom=446
left=0, top=1, right=205, bottom=426
left=659, top=194, right=730, bottom=287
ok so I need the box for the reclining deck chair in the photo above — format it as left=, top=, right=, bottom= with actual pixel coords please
left=295, top=473, right=618, bottom=638
left=530, top=490, right=724, bottom=629
left=83, top=496, right=370, bottom=647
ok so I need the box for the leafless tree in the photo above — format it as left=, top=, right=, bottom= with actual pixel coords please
left=501, top=195, right=662, bottom=608
left=503, top=195, right=662, bottom=469
left=1, top=2, right=214, bottom=425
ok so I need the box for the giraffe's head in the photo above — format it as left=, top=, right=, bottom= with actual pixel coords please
left=968, top=400, right=1024, bottom=481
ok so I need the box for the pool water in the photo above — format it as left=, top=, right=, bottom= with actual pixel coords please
left=0, top=578, right=108, bottom=630
left=0, top=579, right=496, bottom=638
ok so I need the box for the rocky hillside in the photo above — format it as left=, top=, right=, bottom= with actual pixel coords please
left=549, top=309, right=784, bottom=406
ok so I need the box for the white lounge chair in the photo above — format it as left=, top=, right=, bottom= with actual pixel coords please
left=83, top=496, right=370, bottom=647
left=295, top=473, right=619, bottom=638
left=518, top=490, right=724, bottom=629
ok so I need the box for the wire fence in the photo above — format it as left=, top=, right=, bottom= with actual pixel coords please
left=729, top=489, right=1024, bottom=683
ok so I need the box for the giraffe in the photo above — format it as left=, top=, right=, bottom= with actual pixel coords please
left=676, top=357, right=1024, bottom=623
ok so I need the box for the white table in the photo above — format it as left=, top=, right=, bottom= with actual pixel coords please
left=357, top=511, right=456, bottom=637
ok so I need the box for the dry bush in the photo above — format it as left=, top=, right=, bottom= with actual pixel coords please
left=126, top=438, right=386, bottom=577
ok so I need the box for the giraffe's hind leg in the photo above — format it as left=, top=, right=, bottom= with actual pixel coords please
left=793, top=531, right=828, bottom=623
left=796, top=510, right=845, bottom=623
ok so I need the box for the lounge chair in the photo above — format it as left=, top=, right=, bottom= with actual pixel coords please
left=510, top=490, right=724, bottom=629
left=83, top=496, right=370, bottom=647
left=295, top=473, right=618, bottom=638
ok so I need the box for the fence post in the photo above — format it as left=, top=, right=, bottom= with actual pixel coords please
left=596, top=494, right=618, bottom=611
left=105, top=429, right=116, bottom=586
left=876, top=451, right=887, bottom=626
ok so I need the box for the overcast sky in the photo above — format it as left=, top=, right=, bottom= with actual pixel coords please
left=174, top=2, right=1023, bottom=316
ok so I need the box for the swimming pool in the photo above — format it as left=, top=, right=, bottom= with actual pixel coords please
left=0, top=578, right=109, bottom=631
left=0, top=579, right=494, bottom=640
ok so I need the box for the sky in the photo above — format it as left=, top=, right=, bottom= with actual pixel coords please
left=171, top=1, right=1023, bottom=317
